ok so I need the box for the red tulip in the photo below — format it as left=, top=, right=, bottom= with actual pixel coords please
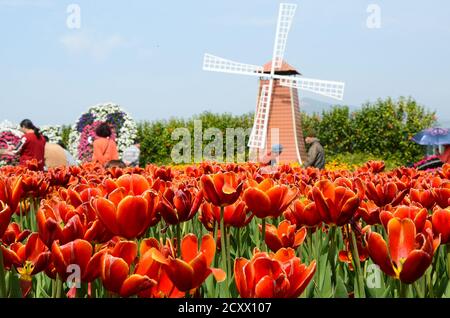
left=366, top=181, right=408, bottom=208
left=37, top=199, right=85, bottom=247
left=1, top=222, right=31, bottom=245
left=158, top=184, right=203, bottom=225
left=243, top=179, right=298, bottom=219
left=1, top=232, right=51, bottom=296
left=151, top=233, right=226, bottom=292
left=284, top=199, right=321, bottom=228
left=100, top=252, right=156, bottom=297
left=312, top=180, right=360, bottom=226
left=51, top=239, right=93, bottom=281
left=432, top=184, right=450, bottom=208
left=357, top=200, right=382, bottom=225
left=380, top=205, right=428, bottom=233
left=0, top=201, right=13, bottom=238
left=0, top=176, right=22, bottom=213
left=92, top=188, right=159, bottom=239
left=234, top=248, right=316, bottom=298
left=432, top=208, right=450, bottom=244
left=367, top=217, right=434, bottom=284
left=261, top=220, right=307, bottom=252
left=200, top=172, right=243, bottom=207
left=133, top=238, right=184, bottom=298
left=410, top=188, right=435, bottom=210
left=199, top=201, right=253, bottom=231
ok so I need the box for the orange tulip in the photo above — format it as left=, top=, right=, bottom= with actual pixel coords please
left=92, top=188, right=159, bottom=239
left=367, top=217, right=435, bottom=283
left=312, top=180, right=360, bottom=226
left=200, top=172, right=243, bottom=207
left=234, top=248, right=316, bottom=298
left=261, top=220, right=307, bottom=252
left=243, top=179, right=298, bottom=219
left=151, top=233, right=226, bottom=292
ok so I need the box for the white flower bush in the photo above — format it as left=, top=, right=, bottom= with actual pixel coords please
left=68, top=103, right=137, bottom=162
left=40, top=125, right=63, bottom=143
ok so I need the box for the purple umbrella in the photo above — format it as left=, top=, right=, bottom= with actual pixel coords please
left=411, top=128, right=450, bottom=145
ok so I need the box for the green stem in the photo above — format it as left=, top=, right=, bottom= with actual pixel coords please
left=225, top=225, right=232, bottom=288
left=219, top=206, right=228, bottom=298
left=0, top=250, right=6, bottom=298
left=328, top=226, right=337, bottom=289
left=176, top=223, right=181, bottom=257
left=56, top=276, right=64, bottom=298
left=399, top=281, right=408, bottom=298
left=446, top=244, right=450, bottom=279
left=261, top=218, right=266, bottom=252
left=349, top=230, right=366, bottom=298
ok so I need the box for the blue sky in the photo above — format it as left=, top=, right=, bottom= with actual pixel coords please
left=0, top=0, right=449, bottom=126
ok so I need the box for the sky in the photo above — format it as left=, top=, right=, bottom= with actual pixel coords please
left=0, top=0, right=449, bottom=126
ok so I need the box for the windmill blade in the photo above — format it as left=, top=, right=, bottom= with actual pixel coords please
left=203, top=53, right=265, bottom=77
left=271, top=3, right=297, bottom=71
left=248, top=80, right=274, bottom=149
left=279, top=77, right=345, bottom=100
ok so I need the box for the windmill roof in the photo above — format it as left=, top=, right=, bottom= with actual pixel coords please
left=263, top=60, right=301, bottom=75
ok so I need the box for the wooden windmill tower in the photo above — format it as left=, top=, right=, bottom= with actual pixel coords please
left=203, top=3, right=345, bottom=164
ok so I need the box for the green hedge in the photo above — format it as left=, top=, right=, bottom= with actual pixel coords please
left=60, top=97, right=436, bottom=167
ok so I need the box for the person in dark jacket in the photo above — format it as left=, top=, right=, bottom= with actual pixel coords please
left=304, top=134, right=325, bottom=169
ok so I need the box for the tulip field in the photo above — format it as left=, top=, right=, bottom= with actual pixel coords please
left=0, top=160, right=450, bottom=298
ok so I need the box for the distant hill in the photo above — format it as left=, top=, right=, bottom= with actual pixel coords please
left=299, top=97, right=359, bottom=115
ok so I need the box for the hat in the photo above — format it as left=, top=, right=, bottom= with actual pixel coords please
left=271, top=144, right=283, bottom=154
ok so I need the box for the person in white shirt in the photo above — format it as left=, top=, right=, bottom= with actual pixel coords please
left=122, top=142, right=140, bottom=167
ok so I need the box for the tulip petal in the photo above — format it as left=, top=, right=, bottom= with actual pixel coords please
left=388, top=218, right=416, bottom=267
left=399, top=250, right=432, bottom=284
left=120, top=274, right=156, bottom=298
left=367, top=232, right=396, bottom=277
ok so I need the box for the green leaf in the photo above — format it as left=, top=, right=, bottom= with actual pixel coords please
left=335, top=276, right=348, bottom=298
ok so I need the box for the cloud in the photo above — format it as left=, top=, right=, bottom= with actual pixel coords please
left=60, top=32, right=127, bottom=61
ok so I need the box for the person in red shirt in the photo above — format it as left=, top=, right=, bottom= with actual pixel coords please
left=11, top=119, right=46, bottom=170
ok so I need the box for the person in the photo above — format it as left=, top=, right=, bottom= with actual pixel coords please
left=9, top=119, right=46, bottom=170
left=92, top=123, right=118, bottom=166
left=43, top=136, right=67, bottom=169
left=122, top=140, right=141, bottom=167
left=105, top=160, right=127, bottom=169
left=437, top=144, right=450, bottom=164
left=57, top=141, right=78, bottom=166
left=261, top=144, right=284, bottom=166
left=303, top=134, right=325, bottom=169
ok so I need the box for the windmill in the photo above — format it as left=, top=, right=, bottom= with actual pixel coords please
left=203, top=3, right=345, bottom=164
